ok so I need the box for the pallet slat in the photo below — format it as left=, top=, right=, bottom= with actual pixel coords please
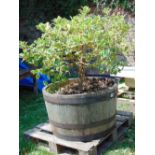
left=36, top=122, right=52, bottom=133
left=25, top=128, right=94, bottom=151
left=116, top=115, right=129, bottom=122
left=117, top=110, right=133, bottom=117
left=117, top=98, right=135, bottom=105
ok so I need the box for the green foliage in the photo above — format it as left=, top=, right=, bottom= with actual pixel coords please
left=20, top=6, right=133, bottom=88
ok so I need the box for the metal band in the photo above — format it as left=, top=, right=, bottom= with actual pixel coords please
left=50, top=114, right=116, bottom=129
left=53, top=125, right=116, bottom=142
left=44, top=91, right=117, bottom=105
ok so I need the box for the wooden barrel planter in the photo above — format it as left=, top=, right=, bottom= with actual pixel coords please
left=43, top=80, right=118, bottom=142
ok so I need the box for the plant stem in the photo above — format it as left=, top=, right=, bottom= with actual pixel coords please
left=79, top=57, right=86, bottom=91
left=78, top=44, right=87, bottom=91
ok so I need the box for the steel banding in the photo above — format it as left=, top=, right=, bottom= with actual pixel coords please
left=53, top=125, right=116, bottom=142
left=44, top=91, right=117, bottom=105
left=49, top=114, right=116, bottom=129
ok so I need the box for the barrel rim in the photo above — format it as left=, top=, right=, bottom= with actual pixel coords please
left=43, top=78, right=118, bottom=104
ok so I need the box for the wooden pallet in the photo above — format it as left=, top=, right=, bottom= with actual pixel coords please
left=24, top=111, right=133, bottom=155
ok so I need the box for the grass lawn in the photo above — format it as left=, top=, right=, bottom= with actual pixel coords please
left=19, top=87, right=135, bottom=155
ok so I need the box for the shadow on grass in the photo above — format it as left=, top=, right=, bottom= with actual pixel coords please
left=103, top=120, right=135, bottom=155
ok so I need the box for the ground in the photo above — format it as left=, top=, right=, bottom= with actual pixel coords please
left=19, top=87, right=135, bottom=155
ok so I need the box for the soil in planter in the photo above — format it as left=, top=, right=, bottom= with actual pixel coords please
left=47, top=78, right=115, bottom=95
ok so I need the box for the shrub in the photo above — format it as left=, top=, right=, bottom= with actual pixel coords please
left=20, top=6, right=133, bottom=90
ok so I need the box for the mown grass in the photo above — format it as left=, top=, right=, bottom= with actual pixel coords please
left=19, top=87, right=135, bottom=155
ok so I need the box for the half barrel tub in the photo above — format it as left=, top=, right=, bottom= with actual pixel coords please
left=43, top=82, right=117, bottom=141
